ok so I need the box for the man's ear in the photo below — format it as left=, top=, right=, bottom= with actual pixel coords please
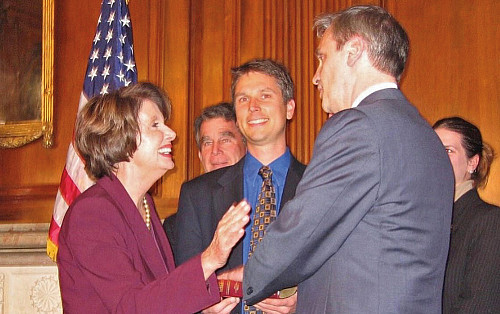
left=198, top=150, right=202, bottom=162
left=346, top=36, right=364, bottom=67
left=286, top=99, right=296, bottom=120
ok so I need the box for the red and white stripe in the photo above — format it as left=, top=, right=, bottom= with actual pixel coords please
left=47, top=93, right=95, bottom=261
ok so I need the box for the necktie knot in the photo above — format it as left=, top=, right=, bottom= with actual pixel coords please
left=259, top=166, right=272, bottom=179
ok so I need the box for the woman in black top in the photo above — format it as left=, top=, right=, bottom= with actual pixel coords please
left=434, top=117, right=499, bottom=313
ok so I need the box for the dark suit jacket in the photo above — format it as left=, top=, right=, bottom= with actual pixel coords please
left=243, top=89, right=455, bottom=313
left=57, top=174, right=220, bottom=313
left=443, top=188, right=500, bottom=313
left=163, top=213, right=177, bottom=252
left=175, top=155, right=305, bottom=313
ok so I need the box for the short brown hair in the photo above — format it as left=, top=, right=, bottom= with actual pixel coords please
left=230, top=59, right=294, bottom=105
left=75, top=82, right=171, bottom=179
left=194, top=102, right=245, bottom=150
left=314, top=5, right=409, bottom=81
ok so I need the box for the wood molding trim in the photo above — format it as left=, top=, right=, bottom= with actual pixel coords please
left=0, top=185, right=58, bottom=223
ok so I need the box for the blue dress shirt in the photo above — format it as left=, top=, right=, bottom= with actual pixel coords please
left=242, top=148, right=291, bottom=265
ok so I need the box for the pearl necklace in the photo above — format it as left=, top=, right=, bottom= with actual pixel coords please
left=143, top=197, right=151, bottom=230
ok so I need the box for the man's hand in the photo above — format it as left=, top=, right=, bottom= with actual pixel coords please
left=218, top=266, right=297, bottom=313
left=254, top=292, right=297, bottom=314
left=217, top=265, right=244, bottom=282
left=202, top=297, right=240, bottom=314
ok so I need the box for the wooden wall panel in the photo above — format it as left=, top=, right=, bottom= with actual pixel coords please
left=0, top=0, right=170, bottom=222
left=184, top=0, right=381, bottom=177
left=152, top=0, right=190, bottom=218
left=186, top=0, right=227, bottom=179
left=164, top=0, right=499, bottom=216
left=0, top=0, right=97, bottom=189
left=0, top=0, right=99, bottom=223
left=1, top=0, right=498, bottom=224
left=387, top=0, right=500, bottom=204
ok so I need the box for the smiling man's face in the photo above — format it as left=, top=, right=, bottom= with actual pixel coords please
left=198, top=117, right=246, bottom=172
left=233, top=71, right=295, bottom=148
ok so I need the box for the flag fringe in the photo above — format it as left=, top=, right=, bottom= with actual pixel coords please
left=47, top=237, right=58, bottom=262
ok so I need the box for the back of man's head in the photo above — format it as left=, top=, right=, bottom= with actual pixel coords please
left=313, top=5, right=409, bottom=81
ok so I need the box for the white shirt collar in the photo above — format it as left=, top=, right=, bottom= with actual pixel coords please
left=352, top=82, right=398, bottom=108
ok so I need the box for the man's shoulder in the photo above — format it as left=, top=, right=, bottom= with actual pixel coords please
left=182, top=161, right=243, bottom=190
left=468, top=192, right=500, bottom=223
left=361, top=88, right=407, bottom=104
left=289, top=153, right=307, bottom=174
left=355, top=89, right=417, bottom=119
left=320, top=108, right=374, bottom=140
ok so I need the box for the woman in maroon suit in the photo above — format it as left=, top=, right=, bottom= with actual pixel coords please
left=57, top=82, right=250, bottom=313
left=434, top=117, right=500, bottom=313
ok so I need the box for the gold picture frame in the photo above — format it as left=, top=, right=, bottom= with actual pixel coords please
left=0, top=0, right=54, bottom=149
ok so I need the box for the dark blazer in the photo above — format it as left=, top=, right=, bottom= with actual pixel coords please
left=243, top=89, right=455, bottom=313
left=163, top=213, right=177, bottom=252
left=443, top=188, right=500, bottom=313
left=57, top=174, right=220, bottom=313
left=175, top=155, right=305, bottom=313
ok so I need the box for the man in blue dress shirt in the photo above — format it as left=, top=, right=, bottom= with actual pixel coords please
left=175, top=59, right=306, bottom=313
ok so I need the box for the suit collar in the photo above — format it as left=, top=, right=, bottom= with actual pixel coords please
left=97, top=174, right=171, bottom=277
left=358, top=88, right=406, bottom=107
left=243, top=149, right=292, bottom=189
left=217, top=157, right=245, bottom=188
left=352, top=83, right=398, bottom=108
left=214, top=159, right=245, bottom=268
left=281, top=156, right=306, bottom=211
left=222, top=154, right=305, bottom=212
left=452, top=188, right=481, bottom=232
left=214, top=159, right=244, bottom=220
left=211, top=155, right=305, bottom=271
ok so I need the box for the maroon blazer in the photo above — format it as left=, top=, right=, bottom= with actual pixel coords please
left=57, top=174, right=220, bottom=313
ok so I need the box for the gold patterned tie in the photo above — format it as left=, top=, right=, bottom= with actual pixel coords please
left=245, top=166, right=277, bottom=314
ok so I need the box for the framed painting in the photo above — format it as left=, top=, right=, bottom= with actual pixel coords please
left=0, top=0, right=54, bottom=148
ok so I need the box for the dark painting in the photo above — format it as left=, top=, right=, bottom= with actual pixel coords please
left=0, top=0, right=42, bottom=124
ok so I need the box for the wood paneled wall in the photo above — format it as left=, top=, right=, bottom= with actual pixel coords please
left=389, top=0, right=500, bottom=203
left=0, top=0, right=498, bottom=223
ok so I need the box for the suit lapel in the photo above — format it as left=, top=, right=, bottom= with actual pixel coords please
left=209, top=156, right=304, bottom=268
left=281, top=156, right=306, bottom=211
left=215, top=159, right=245, bottom=267
left=452, top=189, right=481, bottom=233
left=215, top=159, right=245, bottom=220
left=98, top=175, right=169, bottom=278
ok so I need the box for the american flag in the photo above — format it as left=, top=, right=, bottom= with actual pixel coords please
left=47, top=0, right=137, bottom=261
